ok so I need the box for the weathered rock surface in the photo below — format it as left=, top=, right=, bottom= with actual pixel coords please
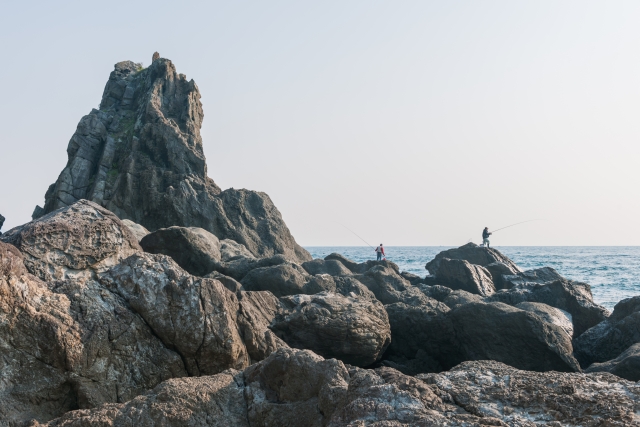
left=435, top=258, right=496, bottom=296
left=425, top=242, right=521, bottom=276
left=502, top=266, right=565, bottom=288
left=140, top=226, right=221, bottom=276
left=0, top=213, right=4, bottom=234
left=0, top=200, right=141, bottom=281
left=236, top=291, right=288, bottom=363
left=487, top=279, right=609, bottom=337
left=34, top=57, right=310, bottom=263
left=384, top=300, right=580, bottom=374
left=120, top=218, right=149, bottom=242
left=213, top=254, right=289, bottom=281
left=240, top=263, right=331, bottom=297
left=35, top=348, right=640, bottom=427
left=272, top=292, right=391, bottom=366
left=301, top=258, right=352, bottom=276
left=516, top=301, right=574, bottom=337
left=0, top=241, right=186, bottom=424
left=484, top=261, right=519, bottom=289
left=205, top=270, right=243, bottom=293
left=356, top=265, right=430, bottom=306
left=99, top=252, right=249, bottom=375
left=573, top=295, right=640, bottom=368
left=324, top=252, right=400, bottom=275
left=585, top=342, right=640, bottom=382
left=399, top=270, right=426, bottom=285
left=219, top=238, right=255, bottom=261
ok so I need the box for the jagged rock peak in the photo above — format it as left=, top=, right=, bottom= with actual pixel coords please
left=35, top=55, right=311, bottom=262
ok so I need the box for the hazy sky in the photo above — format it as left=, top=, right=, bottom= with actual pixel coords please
left=1, top=1, right=639, bottom=246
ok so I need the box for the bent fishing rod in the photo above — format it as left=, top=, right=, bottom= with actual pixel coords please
left=335, top=222, right=375, bottom=249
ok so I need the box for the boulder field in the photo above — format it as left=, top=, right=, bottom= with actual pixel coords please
left=2, top=54, right=639, bottom=426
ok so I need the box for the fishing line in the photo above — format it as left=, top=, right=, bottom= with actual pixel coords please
left=334, top=221, right=375, bottom=249
left=492, top=219, right=544, bottom=233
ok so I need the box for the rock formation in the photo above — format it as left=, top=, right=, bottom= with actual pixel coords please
left=30, top=348, right=640, bottom=427
left=0, top=213, right=4, bottom=234
left=34, top=56, right=310, bottom=263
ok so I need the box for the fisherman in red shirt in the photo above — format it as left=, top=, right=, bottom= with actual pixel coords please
left=375, top=243, right=385, bottom=261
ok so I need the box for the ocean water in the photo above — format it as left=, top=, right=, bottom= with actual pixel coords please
left=305, top=246, right=640, bottom=311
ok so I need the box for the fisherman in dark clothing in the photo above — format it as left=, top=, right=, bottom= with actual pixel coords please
left=481, top=227, right=491, bottom=248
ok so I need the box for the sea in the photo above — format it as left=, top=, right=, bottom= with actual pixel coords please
left=305, top=246, right=640, bottom=311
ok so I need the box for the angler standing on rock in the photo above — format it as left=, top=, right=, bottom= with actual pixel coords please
left=481, top=227, right=492, bottom=248
left=375, top=243, right=385, bottom=261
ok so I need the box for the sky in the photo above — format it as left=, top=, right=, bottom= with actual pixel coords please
left=0, top=1, right=639, bottom=246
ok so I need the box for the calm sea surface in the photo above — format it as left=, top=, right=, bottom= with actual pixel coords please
left=305, top=246, right=640, bottom=311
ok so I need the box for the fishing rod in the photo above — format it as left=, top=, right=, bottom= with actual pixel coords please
left=492, top=219, right=543, bottom=234
left=335, top=222, right=375, bottom=249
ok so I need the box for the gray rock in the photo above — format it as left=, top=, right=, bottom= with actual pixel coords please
left=121, top=218, right=149, bottom=242
left=324, top=252, right=400, bottom=274
left=516, top=301, right=574, bottom=337
left=204, top=270, right=243, bottom=293
left=219, top=239, right=255, bottom=262
left=384, top=300, right=580, bottom=374
left=484, top=261, right=519, bottom=289
left=0, top=199, right=141, bottom=281
left=0, top=213, right=4, bottom=233
left=400, top=271, right=426, bottom=285
left=0, top=241, right=186, bottom=424
left=425, top=242, right=521, bottom=276
left=435, top=258, right=496, bottom=296
left=36, top=57, right=310, bottom=263
left=333, top=276, right=377, bottom=300
left=140, top=226, right=221, bottom=276
left=32, top=348, right=640, bottom=427
left=573, top=296, right=640, bottom=368
left=240, top=263, right=332, bottom=297
left=301, top=258, right=352, bottom=276
left=502, top=266, right=565, bottom=288
left=273, top=292, right=391, bottom=367
left=585, top=342, right=640, bottom=382
left=213, top=254, right=289, bottom=281
left=356, top=265, right=431, bottom=305
left=487, top=279, right=609, bottom=337
left=237, top=291, right=288, bottom=363
left=99, top=252, right=249, bottom=375
left=416, top=284, right=483, bottom=308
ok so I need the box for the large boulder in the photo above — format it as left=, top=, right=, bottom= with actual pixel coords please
left=236, top=291, right=288, bottom=363
left=0, top=241, right=186, bottom=424
left=585, top=342, right=640, bottom=382
left=487, top=279, right=609, bottom=337
left=140, top=226, right=221, bottom=276
left=120, top=219, right=149, bottom=242
left=0, top=200, right=141, bottom=281
left=213, top=254, right=289, bottom=281
left=219, top=239, right=255, bottom=261
left=33, top=349, right=640, bottom=427
left=34, top=57, right=310, bottom=263
left=434, top=258, right=496, bottom=296
left=384, top=300, right=580, bottom=374
left=240, top=263, right=332, bottom=297
left=573, top=296, right=640, bottom=368
left=99, top=252, right=249, bottom=375
left=272, top=292, right=391, bottom=367
left=425, top=242, right=521, bottom=276
left=502, top=266, right=565, bottom=288
left=356, top=265, right=431, bottom=306
left=516, top=301, right=574, bottom=337
left=324, top=252, right=399, bottom=274
left=301, top=258, right=352, bottom=276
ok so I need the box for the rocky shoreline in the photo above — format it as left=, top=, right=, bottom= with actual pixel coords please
left=1, top=55, right=639, bottom=426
